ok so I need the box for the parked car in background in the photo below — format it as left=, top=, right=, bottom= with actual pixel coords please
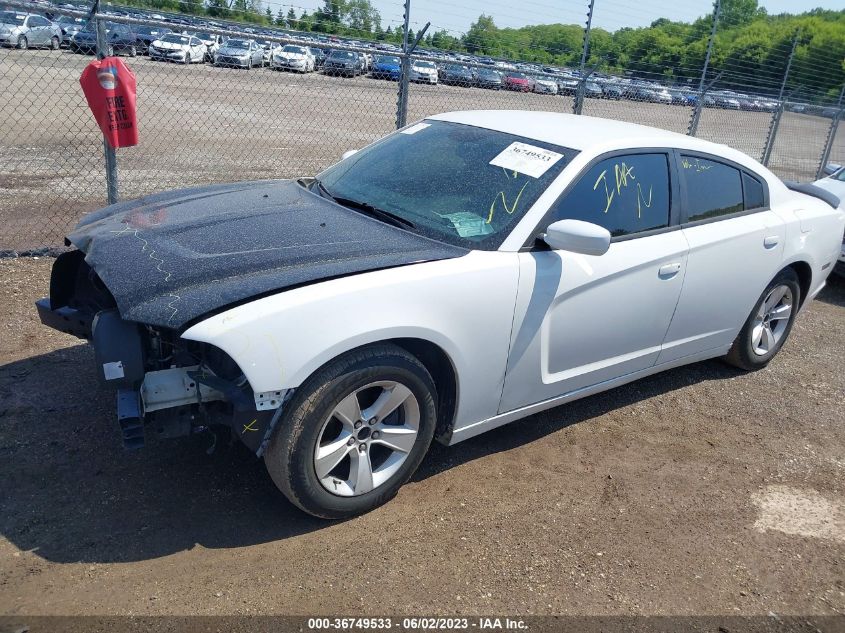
left=215, top=38, right=264, bottom=69
left=149, top=32, right=206, bottom=64
left=813, top=165, right=845, bottom=277
left=409, top=60, right=438, bottom=84
left=370, top=54, right=401, bottom=80
left=134, top=25, right=170, bottom=54
left=323, top=49, right=361, bottom=77
left=189, top=31, right=223, bottom=61
left=557, top=76, right=579, bottom=96
left=442, top=64, right=475, bottom=87
left=533, top=75, right=558, bottom=95
left=37, top=112, right=844, bottom=519
left=71, top=21, right=136, bottom=56
left=504, top=71, right=531, bottom=92
left=584, top=81, right=603, bottom=99
left=55, top=14, right=84, bottom=46
left=715, top=93, right=741, bottom=109
left=0, top=11, right=61, bottom=49
left=270, top=44, right=315, bottom=72
left=475, top=67, right=503, bottom=90
left=309, top=46, right=327, bottom=68
left=600, top=82, right=625, bottom=100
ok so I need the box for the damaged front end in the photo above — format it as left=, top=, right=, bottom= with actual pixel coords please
left=36, top=250, right=289, bottom=453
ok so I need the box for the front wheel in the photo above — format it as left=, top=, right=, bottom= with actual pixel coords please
left=16, top=35, right=27, bottom=50
left=50, top=36, right=60, bottom=50
left=724, top=268, right=800, bottom=371
left=128, top=45, right=136, bottom=57
left=264, top=344, right=438, bottom=519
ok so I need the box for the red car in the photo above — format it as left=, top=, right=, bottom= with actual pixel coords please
left=504, top=72, right=532, bottom=92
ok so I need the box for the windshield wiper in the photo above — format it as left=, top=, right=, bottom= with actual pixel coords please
left=313, top=180, right=415, bottom=229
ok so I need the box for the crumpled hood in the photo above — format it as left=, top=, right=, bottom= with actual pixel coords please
left=68, top=180, right=467, bottom=329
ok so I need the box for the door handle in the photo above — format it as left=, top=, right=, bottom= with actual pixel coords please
left=658, top=263, right=682, bottom=279
left=764, top=235, right=779, bottom=249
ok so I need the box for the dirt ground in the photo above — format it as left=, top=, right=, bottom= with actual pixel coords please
left=0, top=256, right=843, bottom=617
left=1, top=48, right=844, bottom=251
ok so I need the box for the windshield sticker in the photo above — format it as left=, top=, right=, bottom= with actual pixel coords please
left=401, top=122, right=431, bottom=135
left=440, top=212, right=495, bottom=238
left=489, top=142, right=564, bottom=178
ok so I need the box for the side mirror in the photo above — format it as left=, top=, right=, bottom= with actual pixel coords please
left=543, top=219, right=611, bottom=256
left=341, top=149, right=358, bottom=161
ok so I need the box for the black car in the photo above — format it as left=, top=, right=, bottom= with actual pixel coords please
left=55, top=15, right=85, bottom=46
left=323, top=49, right=361, bottom=77
left=134, top=25, right=171, bottom=55
left=475, top=68, right=502, bottom=89
left=70, top=21, right=137, bottom=56
left=441, top=64, right=474, bottom=87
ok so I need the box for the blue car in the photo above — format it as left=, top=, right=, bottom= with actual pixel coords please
left=371, top=54, right=401, bottom=80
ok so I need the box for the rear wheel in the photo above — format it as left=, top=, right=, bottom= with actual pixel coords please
left=16, top=35, right=27, bottom=50
left=264, top=344, right=438, bottom=519
left=183, top=51, right=191, bottom=65
left=50, top=36, right=60, bottom=50
left=724, top=268, right=800, bottom=371
left=128, top=44, right=136, bottom=57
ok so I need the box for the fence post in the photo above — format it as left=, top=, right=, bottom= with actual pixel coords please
left=815, top=85, right=844, bottom=179
left=761, top=31, right=799, bottom=167
left=688, top=0, right=720, bottom=136
left=95, top=14, right=119, bottom=204
left=573, top=0, right=594, bottom=115
left=395, top=0, right=411, bottom=129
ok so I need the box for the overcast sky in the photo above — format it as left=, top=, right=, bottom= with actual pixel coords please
left=354, top=0, right=844, bottom=37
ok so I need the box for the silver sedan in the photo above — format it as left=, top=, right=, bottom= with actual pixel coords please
left=214, top=38, right=265, bottom=69
left=0, top=11, right=61, bottom=50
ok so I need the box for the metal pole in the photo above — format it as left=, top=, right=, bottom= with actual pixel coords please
left=395, top=0, right=411, bottom=129
left=573, top=0, right=594, bottom=115
left=95, top=14, right=119, bottom=204
left=762, top=31, right=799, bottom=167
left=816, top=85, right=845, bottom=179
left=688, top=0, right=720, bottom=136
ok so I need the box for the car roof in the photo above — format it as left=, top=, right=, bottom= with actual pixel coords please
left=429, top=110, right=768, bottom=175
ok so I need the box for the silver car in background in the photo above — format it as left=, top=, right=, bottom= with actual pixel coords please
left=409, top=60, right=438, bottom=84
left=214, top=38, right=264, bottom=69
left=0, top=11, right=60, bottom=49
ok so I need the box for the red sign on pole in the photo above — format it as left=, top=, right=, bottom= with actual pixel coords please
left=80, top=57, right=138, bottom=148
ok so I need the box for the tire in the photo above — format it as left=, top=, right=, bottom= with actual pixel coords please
left=247, top=57, right=252, bottom=70
left=16, top=35, right=27, bottom=50
left=128, top=45, right=136, bottom=57
left=724, top=268, right=800, bottom=371
left=264, top=343, right=438, bottom=519
left=106, top=44, right=114, bottom=57
left=183, top=51, right=191, bottom=65
left=50, top=36, right=60, bottom=50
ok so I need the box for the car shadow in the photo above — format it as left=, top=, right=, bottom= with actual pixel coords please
left=0, top=340, right=747, bottom=565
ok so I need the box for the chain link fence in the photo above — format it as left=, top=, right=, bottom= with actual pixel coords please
left=0, top=0, right=843, bottom=252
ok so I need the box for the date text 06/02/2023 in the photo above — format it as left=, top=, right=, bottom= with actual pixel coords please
left=306, top=617, right=529, bottom=630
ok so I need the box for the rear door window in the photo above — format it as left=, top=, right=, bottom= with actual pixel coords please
left=742, top=172, right=765, bottom=210
left=680, top=155, right=744, bottom=222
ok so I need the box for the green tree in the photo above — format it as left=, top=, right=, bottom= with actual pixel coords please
left=463, top=14, right=498, bottom=54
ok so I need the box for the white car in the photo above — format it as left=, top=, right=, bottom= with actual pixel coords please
left=188, top=31, right=224, bottom=61
left=270, top=44, right=315, bottom=72
left=409, top=60, right=438, bottom=84
left=533, top=76, right=559, bottom=95
left=36, top=112, right=844, bottom=519
left=148, top=32, right=206, bottom=64
left=813, top=164, right=845, bottom=276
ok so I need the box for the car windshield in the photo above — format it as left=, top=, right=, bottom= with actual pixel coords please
left=283, top=45, right=306, bottom=53
left=508, top=72, right=526, bottom=79
left=377, top=56, right=400, bottom=65
left=58, top=16, right=84, bottom=25
left=414, top=61, right=435, bottom=69
left=162, top=33, right=190, bottom=44
left=330, top=50, right=355, bottom=59
left=227, top=39, right=250, bottom=49
left=194, top=32, right=212, bottom=39
left=0, top=12, right=26, bottom=25
left=137, top=26, right=165, bottom=34
left=316, top=120, right=577, bottom=249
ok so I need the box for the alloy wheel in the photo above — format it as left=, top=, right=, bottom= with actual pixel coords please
left=314, top=380, right=420, bottom=497
left=751, top=284, right=793, bottom=356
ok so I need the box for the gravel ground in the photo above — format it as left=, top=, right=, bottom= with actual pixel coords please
left=1, top=48, right=843, bottom=251
left=0, top=256, right=843, bottom=617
